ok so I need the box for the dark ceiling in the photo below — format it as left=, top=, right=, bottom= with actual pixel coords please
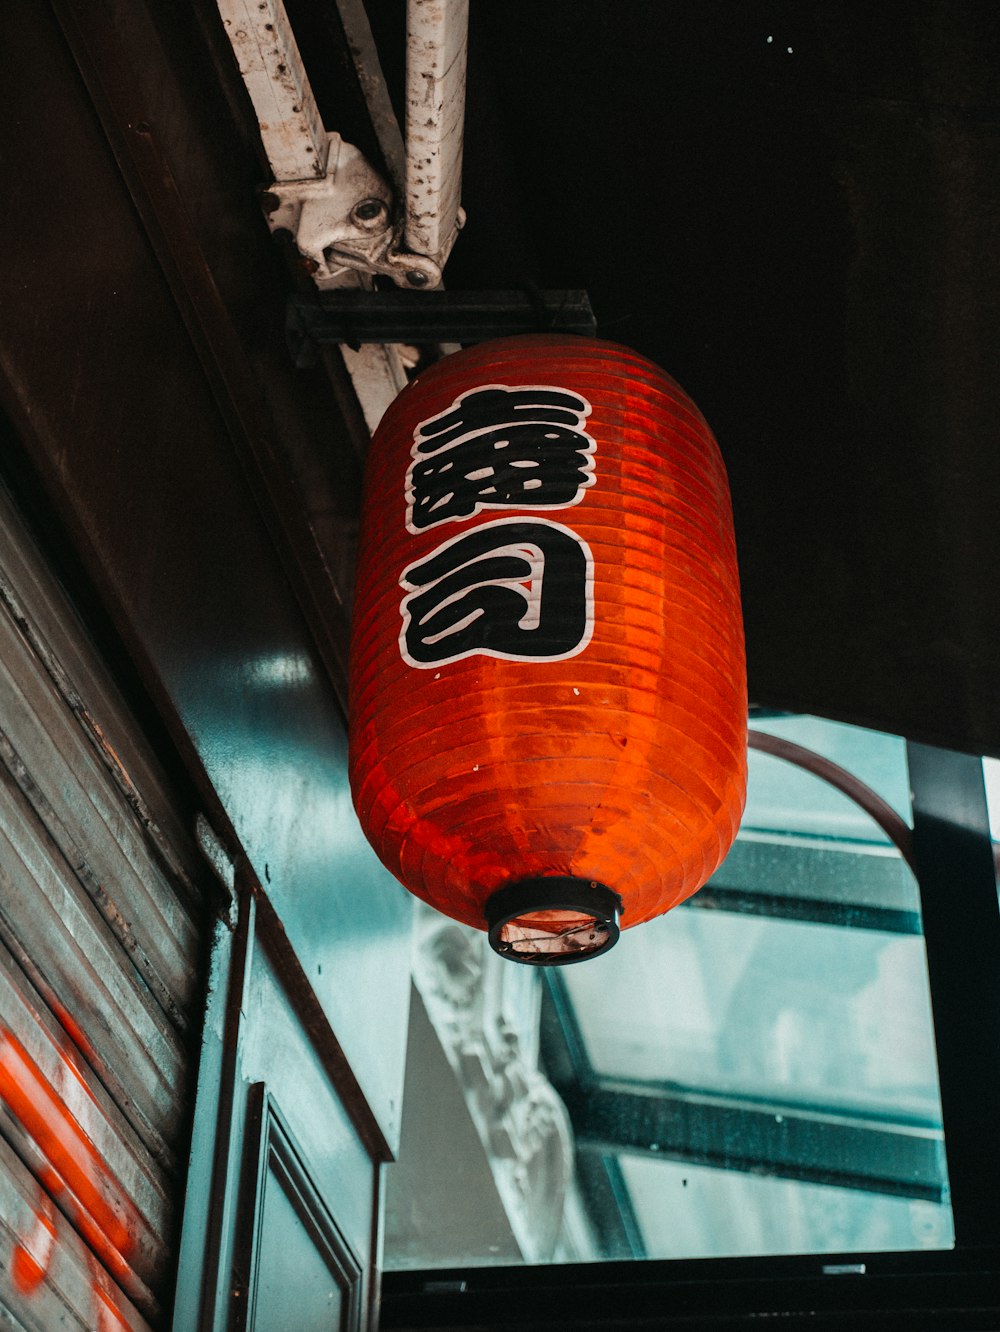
left=361, top=1, right=1000, bottom=757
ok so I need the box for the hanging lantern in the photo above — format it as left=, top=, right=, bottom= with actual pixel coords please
left=349, top=335, right=746, bottom=964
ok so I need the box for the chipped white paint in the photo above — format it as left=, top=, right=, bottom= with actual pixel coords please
left=215, top=0, right=462, bottom=430
left=405, top=0, right=469, bottom=272
left=260, top=132, right=400, bottom=286
left=341, top=342, right=413, bottom=433
left=216, top=0, right=445, bottom=289
left=216, top=0, right=328, bottom=181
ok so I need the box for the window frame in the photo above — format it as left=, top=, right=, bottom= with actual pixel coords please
left=380, top=742, right=1000, bottom=1330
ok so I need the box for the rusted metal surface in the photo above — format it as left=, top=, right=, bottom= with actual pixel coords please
left=216, top=0, right=444, bottom=289
left=0, top=485, right=209, bottom=1318
left=405, top=0, right=468, bottom=270
left=0, top=727, right=193, bottom=1039
left=0, top=528, right=205, bottom=909
left=0, top=723, right=191, bottom=1159
left=216, top=0, right=328, bottom=181
left=746, top=728, right=916, bottom=871
left=0, top=488, right=201, bottom=1049
left=0, top=620, right=201, bottom=1036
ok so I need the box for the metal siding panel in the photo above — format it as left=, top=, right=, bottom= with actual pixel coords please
left=0, top=613, right=201, bottom=1031
left=0, top=488, right=207, bottom=1321
left=0, top=772, right=189, bottom=1165
left=0, top=1134, right=152, bottom=1332
left=0, top=513, right=206, bottom=900
left=0, top=944, right=173, bottom=1303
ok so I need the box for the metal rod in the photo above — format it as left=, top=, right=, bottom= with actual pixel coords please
left=684, top=883, right=922, bottom=934
left=748, top=729, right=916, bottom=872
left=573, top=1154, right=647, bottom=1261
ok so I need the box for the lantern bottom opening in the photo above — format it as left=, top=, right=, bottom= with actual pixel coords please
left=485, top=877, right=622, bottom=966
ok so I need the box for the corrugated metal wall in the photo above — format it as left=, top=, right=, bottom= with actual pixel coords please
left=0, top=485, right=208, bottom=1329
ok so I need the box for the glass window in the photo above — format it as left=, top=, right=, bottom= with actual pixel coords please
left=619, top=1156, right=952, bottom=1260
left=563, top=911, right=943, bottom=1119
left=745, top=713, right=911, bottom=838
left=384, top=716, right=953, bottom=1270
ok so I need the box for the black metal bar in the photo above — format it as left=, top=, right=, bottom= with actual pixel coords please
left=286, top=289, right=597, bottom=361
left=907, top=742, right=1000, bottom=1247
left=573, top=1154, right=647, bottom=1261
left=540, top=970, right=596, bottom=1085
left=543, top=977, right=649, bottom=1258
left=684, top=884, right=922, bottom=935
left=541, top=976, right=944, bottom=1203
left=559, top=1081, right=946, bottom=1202
left=704, top=834, right=919, bottom=924
left=381, top=1248, right=1000, bottom=1330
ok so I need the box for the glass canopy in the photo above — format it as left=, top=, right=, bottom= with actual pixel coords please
left=384, top=714, right=953, bottom=1268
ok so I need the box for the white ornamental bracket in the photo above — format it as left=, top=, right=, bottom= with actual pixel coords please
left=217, top=0, right=466, bottom=292
left=261, top=133, right=442, bottom=291
left=412, top=906, right=574, bottom=1263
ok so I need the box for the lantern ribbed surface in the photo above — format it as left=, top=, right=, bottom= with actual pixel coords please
left=349, top=335, right=746, bottom=959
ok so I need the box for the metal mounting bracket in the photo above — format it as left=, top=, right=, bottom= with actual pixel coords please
left=285, top=289, right=598, bottom=366
left=261, top=133, right=445, bottom=290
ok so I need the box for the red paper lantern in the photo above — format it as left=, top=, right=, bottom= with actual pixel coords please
left=349, top=335, right=746, bottom=964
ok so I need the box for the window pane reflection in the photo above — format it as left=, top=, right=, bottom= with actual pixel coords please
left=618, top=1156, right=953, bottom=1260
left=746, top=714, right=911, bottom=837
left=564, top=912, right=944, bottom=1120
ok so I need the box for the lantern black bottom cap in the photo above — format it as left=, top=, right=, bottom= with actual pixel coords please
left=485, top=877, right=622, bottom=966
